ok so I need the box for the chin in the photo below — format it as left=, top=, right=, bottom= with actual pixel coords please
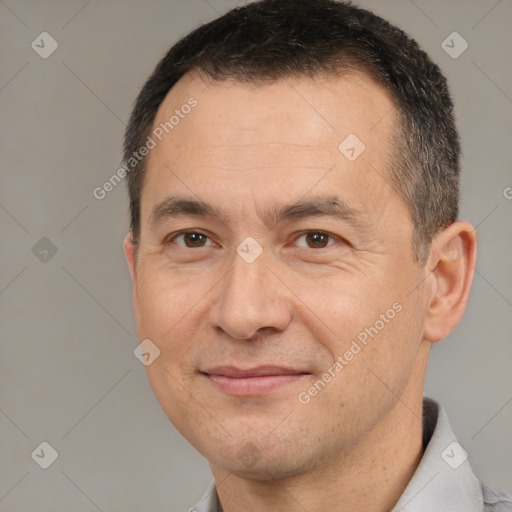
left=201, top=431, right=320, bottom=482
left=213, top=452, right=310, bottom=482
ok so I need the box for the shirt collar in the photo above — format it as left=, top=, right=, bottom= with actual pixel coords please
left=192, top=398, right=484, bottom=512
left=192, top=478, right=219, bottom=512
left=391, top=397, right=483, bottom=512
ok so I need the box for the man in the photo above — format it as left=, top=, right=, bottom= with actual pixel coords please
left=122, top=1, right=512, bottom=510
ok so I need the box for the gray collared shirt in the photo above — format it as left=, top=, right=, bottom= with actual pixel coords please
left=189, top=398, right=512, bottom=511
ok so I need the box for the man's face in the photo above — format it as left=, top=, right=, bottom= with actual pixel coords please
left=125, top=72, right=431, bottom=478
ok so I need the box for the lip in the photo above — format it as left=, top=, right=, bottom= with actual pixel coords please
left=204, top=365, right=306, bottom=378
left=202, top=365, right=309, bottom=395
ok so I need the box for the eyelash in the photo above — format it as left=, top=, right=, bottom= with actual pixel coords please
left=165, top=230, right=342, bottom=249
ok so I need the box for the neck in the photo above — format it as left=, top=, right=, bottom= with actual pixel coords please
left=211, top=349, right=429, bottom=512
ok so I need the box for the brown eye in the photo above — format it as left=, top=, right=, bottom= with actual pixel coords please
left=169, top=231, right=212, bottom=248
left=295, top=231, right=337, bottom=249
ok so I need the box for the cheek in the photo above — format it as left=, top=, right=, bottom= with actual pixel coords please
left=135, top=269, right=197, bottom=351
left=299, top=272, right=399, bottom=350
left=135, top=271, right=202, bottom=430
left=301, top=298, right=423, bottom=442
left=309, top=268, right=423, bottom=387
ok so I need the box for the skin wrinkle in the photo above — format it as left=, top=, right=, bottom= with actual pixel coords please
left=148, top=195, right=368, bottom=234
left=124, top=70, right=477, bottom=512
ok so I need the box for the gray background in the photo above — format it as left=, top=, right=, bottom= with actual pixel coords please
left=1, top=0, right=511, bottom=510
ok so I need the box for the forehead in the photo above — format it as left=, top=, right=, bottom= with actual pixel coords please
left=147, top=70, right=396, bottom=171
left=140, top=70, right=403, bottom=233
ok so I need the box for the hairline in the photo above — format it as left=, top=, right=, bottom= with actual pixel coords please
left=131, top=67, right=427, bottom=264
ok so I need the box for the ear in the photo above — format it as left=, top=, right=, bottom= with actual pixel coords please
left=423, top=221, right=477, bottom=343
left=123, top=233, right=141, bottom=337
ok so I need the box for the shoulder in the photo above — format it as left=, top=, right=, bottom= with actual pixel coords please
left=482, top=482, right=512, bottom=512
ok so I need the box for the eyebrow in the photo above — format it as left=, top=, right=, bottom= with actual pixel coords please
left=148, top=195, right=367, bottom=231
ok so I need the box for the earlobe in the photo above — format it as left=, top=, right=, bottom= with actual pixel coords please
left=123, top=233, right=138, bottom=284
left=123, top=233, right=142, bottom=337
left=124, top=233, right=149, bottom=344
left=423, top=222, right=477, bottom=343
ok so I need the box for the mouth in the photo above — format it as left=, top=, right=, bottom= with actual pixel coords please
left=200, top=365, right=310, bottom=395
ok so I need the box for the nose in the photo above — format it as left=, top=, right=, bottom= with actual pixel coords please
left=207, top=246, right=292, bottom=340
